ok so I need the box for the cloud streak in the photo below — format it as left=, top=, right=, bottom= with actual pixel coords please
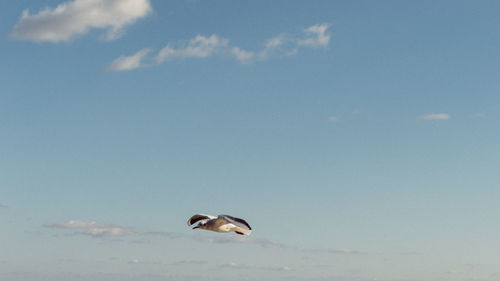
left=298, top=24, right=331, bottom=48
left=11, top=0, right=152, bottom=42
left=141, top=231, right=184, bottom=239
left=302, top=248, right=365, bottom=255
left=106, top=23, right=331, bottom=71
left=44, top=220, right=361, bottom=256
left=419, top=113, right=451, bottom=120
left=106, top=48, right=152, bottom=71
left=45, top=220, right=135, bottom=238
left=192, top=234, right=284, bottom=248
left=220, top=262, right=291, bottom=272
left=156, top=35, right=229, bottom=63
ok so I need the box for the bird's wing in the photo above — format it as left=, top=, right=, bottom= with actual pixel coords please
left=232, top=225, right=251, bottom=235
left=187, top=214, right=216, bottom=226
left=219, top=215, right=252, bottom=231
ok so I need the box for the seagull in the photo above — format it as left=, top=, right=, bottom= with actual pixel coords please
left=187, top=214, right=252, bottom=235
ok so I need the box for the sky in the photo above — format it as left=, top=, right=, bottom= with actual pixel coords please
left=1, top=0, right=500, bottom=280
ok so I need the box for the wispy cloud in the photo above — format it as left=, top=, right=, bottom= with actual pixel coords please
left=399, top=251, right=421, bottom=256
left=106, top=48, right=153, bottom=71
left=220, top=262, right=291, bottom=272
left=191, top=234, right=362, bottom=255
left=419, top=113, right=451, bottom=120
left=11, top=0, right=152, bottom=42
left=302, top=248, right=365, bottom=255
left=107, top=23, right=332, bottom=71
left=128, top=258, right=207, bottom=266
left=0, top=203, right=7, bottom=209
left=192, top=234, right=284, bottom=248
left=128, top=258, right=163, bottom=265
left=172, top=260, right=207, bottom=266
left=131, top=239, right=151, bottom=244
left=45, top=220, right=135, bottom=238
left=44, top=220, right=361, bottom=257
left=298, top=23, right=331, bottom=48
left=141, top=231, right=183, bottom=239
left=155, top=35, right=229, bottom=63
left=230, top=47, right=255, bottom=63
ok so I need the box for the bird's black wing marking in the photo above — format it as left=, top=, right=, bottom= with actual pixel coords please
left=187, top=214, right=213, bottom=226
left=220, top=215, right=251, bottom=230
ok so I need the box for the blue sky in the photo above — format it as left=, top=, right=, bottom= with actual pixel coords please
left=1, top=1, right=500, bottom=280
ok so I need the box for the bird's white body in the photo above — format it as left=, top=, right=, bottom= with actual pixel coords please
left=187, top=214, right=252, bottom=235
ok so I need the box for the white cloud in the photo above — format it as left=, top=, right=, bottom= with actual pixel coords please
left=419, top=113, right=451, bottom=120
left=266, top=35, right=286, bottom=49
left=108, top=23, right=332, bottom=71
left=45, top=220, right=135, bottom=238
left=106, top=48, right=152, bottom=71
left=156, top=35, right=229, bottom=63
left=46, top=220, right=99, bottom=228
left=258, top=34, right=289, bottom=59
left=11, top=0, right=152, bottom=43
left=230, top=47, right=254, bottom=63
left=298, top=23, right=331, bottom=48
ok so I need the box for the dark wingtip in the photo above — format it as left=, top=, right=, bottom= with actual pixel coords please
left=187, top=214, right=211, bottom=226
left=222, top=215, right=252, bottom=230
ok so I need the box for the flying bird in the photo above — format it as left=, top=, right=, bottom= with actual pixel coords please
left=187, top=214, right=252, bottom=235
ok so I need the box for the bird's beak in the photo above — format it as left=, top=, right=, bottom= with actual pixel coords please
left=192, top=226, right=199, bottom=229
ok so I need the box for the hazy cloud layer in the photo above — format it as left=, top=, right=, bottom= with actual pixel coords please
left=301, top=248, right=365, bottom=255
left=106, top=23, right=331, bottom=71
left=44, top=220, right=361, bottom=256
left=192, top=234, right=284, bottom=248
left=130, top=239, right=151, bottom=244
left=11, top=0, right=152, bottom=42
left=172, top=260, right=207, bottom=266
left=128, top=259, right=207, bottom=266
left=128, top=258, right=163, bottom=265
left=0, top=203, right=7, bottom=209
left=220, top=262, right=291, bottom=272
left=141, top=231, right=184, bottom=239
left=45, top=220, right=135, bottom=238
left=191, top=234, right=362, bottom=255
left=419, top=113, right=451, bottom=120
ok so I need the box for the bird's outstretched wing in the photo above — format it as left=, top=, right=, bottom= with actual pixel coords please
left=187, top=214, right=216, bottom=226
left=219, top=215, right=252, bottom=235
